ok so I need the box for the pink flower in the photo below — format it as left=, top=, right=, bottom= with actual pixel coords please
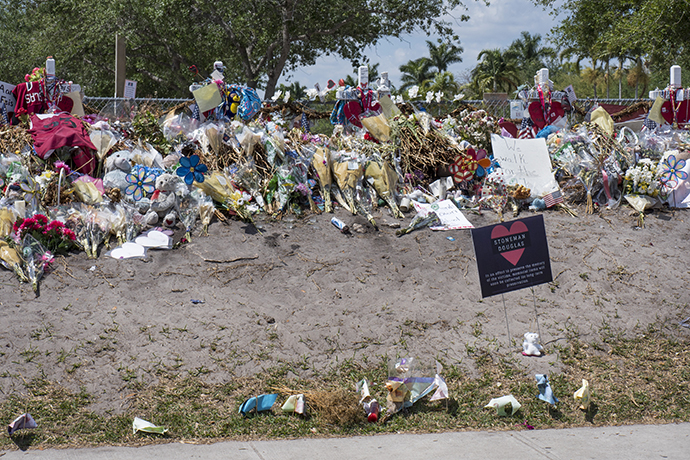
left=62, top=228, right=76, bottom=241
left=54, top=161, right=72, bottom=175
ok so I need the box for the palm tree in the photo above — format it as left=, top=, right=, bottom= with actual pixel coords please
left=426, top=40, right=463, bottom=72
left=399, top=57, right=434, bottom=92
left=471, top=49, right=520, bottom=93
left=507, top=31, right=555, bottom=82
left=627, top=57, right=650, bottom=99
left=581, top=66, right=603, bottom=98
left=277, top=81, right=307, bottom=100
left=426, top=71, right=460, bottom=94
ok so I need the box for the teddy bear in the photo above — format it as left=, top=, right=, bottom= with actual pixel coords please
left=103, top=150, right=133, bottom=192
left=144, top=173, right=179, bottom=227
left=522, top=332, right=544, bottom=356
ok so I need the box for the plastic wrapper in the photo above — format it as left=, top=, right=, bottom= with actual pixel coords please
left=0, top=207, right=16, bottom=238
left=266, top=164, right=296, bottom=213
left=0, top=240, right=28, bottom=284
left=384, top=357, right=446, bottom=419
left=109, top=204, right=128, bottom=245
left=574, top=379, right=590, bottom=410
left=21, top=234, right=51, bottom=293
left=311, top=146, right=334, bottom=212
left=332, top=151, right=363, bottom=214
left=162, top=111, right=195, bottom=142
left=360, top=112, right=391, bottom=142
left=89, top=128, right=119, bottom=176
left=88, top=210, right=111, bottom=258
left=365, top=155, right=403, bottom=218
left=205, top=122, right=225, bottom=155
left=480, top=171, right=508, bottom=221
left=233, top=159, right=265, bottom=209
left=395, top=211, right=439, bottom=236
left=193, top=171, right=236, bottom=205
left=292, top=145, right=318, bottom=213
left=73, top=178, right=104, bottom=205
left=179, top=194, right=200, bottom=240
left=624, top=194, right=659, bottom=227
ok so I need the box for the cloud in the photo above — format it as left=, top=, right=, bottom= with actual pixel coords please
left=283, top=0, right=562, bottom=90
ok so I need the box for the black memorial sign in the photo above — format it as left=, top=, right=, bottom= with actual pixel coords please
left=471, top=214, right=552, bottom=298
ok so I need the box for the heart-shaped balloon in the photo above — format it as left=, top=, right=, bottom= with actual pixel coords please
left=110, top=242, right=146, bottom=259
left=135, top=230, right=172, bottom=249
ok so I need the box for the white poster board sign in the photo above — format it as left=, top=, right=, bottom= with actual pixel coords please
left=412, top=199, right=474, bottom=230
left=124, top=80, right=137, bottom=99
left=0, top=81, right=16, bottom=111
left=490, top=134, right=559, bottom=197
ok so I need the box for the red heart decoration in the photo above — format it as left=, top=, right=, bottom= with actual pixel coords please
left=661, top=100, right=690, bottom=126
left=528, top=101, right=564, bottom=130
left=490, top=221, right=528, bottom=266
left=343, top=101, right=363, bottom=127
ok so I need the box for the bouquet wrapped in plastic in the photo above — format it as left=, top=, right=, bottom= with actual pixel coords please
left=311, top=146, right=334, bottom=212
left=0, top=240, right=28, bottom=284
left=21, top=234, right=52, bottom=293
left=365, top=154, right=403, bottom=218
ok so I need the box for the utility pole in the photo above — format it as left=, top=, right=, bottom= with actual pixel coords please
left=115, top=33, right=126, bottom=97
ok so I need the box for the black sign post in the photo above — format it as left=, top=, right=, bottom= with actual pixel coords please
left=471, top=214, right=553, bottom=345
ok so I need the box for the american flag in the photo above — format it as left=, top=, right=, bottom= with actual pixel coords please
left=300, top=112, right=310, bottom=132
left=191, top=103, right=200, bottom=121
left=518, top=117, right=535, bottom=139
left=643, top=116, right=657, bottom=130
left=542, top=190, right=564, bottom=208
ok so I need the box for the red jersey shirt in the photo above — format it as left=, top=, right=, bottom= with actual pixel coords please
left=12, top=81, right=48, bottom=117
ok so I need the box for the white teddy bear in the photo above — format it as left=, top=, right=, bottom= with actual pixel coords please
left=522, top=332, right=544, bottom=356
left=144, top=173, right=180, bottom=227
left=103, top=150, right=134, bottom=192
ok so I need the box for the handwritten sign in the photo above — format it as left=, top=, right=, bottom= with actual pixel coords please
left=471, top=215, right=552, bottom=297
left=0, top=81, right=16, bottom=111
left=490, top=134, right=559, bottom=197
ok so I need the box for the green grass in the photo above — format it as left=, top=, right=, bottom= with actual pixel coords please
left=1, top=331, right=689, bottom=449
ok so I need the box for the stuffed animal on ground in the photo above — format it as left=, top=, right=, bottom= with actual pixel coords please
left=522, top=332, right=544, bottom=356
left=144, top=173, right=179, bottom=227
left=103, top=150, right=133, bottom=192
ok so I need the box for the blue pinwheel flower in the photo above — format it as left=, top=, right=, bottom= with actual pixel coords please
left=125, top=165, right=156, bottom=201
left=659, top=154, right=688, bottom=188
left=176, top=154, right=207, bottom=185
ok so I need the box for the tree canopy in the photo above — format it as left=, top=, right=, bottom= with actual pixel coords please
left=0, top=0, right=470, bottom=98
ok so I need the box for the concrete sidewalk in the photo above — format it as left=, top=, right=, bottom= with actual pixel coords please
left=1, top=423, right=687, bottom=459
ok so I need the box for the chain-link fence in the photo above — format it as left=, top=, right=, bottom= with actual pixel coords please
left=82, top=96, right=651, bottom=124
left=82, top=97, right=191, bottom=114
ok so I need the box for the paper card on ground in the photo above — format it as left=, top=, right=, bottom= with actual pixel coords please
left=490, top=134, right=559, bottom=197
left=412, top=199, right=473, bottom=230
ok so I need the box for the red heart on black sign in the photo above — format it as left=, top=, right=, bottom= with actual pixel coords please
left=490, top=221, right=529, bottom=266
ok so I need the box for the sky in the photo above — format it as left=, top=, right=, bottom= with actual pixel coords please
left=283, top=0, right=563, bottom=93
